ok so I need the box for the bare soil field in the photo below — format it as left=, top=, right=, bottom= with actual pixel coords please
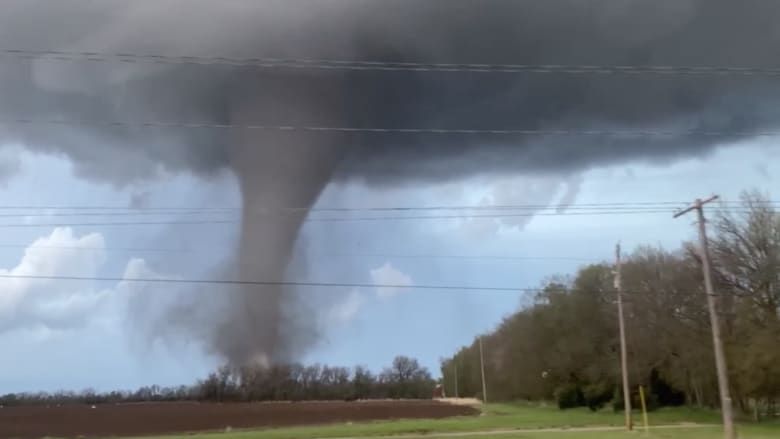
left=0, top=400, right=478, bottom=438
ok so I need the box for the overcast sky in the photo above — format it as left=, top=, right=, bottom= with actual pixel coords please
left=0, top=141, right=776, bottom=393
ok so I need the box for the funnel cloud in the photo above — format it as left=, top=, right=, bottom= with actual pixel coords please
left=2, top=0, right=780, bottom=364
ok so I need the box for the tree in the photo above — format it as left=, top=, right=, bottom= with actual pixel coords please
left=711, top=191, right=780, bottom=412
left=352, top=366, right=375, bottom=400
left=381, top=356, right=434, bottom=399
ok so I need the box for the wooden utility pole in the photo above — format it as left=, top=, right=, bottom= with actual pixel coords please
left=639, top=385, right=650, bottom=434
left=479, top=337, right=488, bottom=403
left=674, top=195, right=736, bottom=439
left=615, top=243, right=633, bottom=431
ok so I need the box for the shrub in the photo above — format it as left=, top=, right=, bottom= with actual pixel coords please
left=583, top=382, right=613, bottom=411
left=555, top=384, right=585, bottom=409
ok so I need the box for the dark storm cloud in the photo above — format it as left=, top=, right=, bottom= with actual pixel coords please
left=2, top=0, right=780, bottom=364
left=3, top=0, right=780, bottom=182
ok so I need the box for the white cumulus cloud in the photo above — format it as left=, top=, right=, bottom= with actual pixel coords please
left=370, top=262, right=413, bottom=299
left=457, top=174, right=584, bottom=236
left=0, top=227, right=164, bottom=335
left=0, top=228, right=108, bottom=332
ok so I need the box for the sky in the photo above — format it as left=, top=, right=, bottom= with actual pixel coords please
left=0, top=140, right=776, bottom=393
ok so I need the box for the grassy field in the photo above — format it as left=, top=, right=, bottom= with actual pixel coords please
left=139, top=403, right=779, bottom=439
left=448, top=425, right=780, bottom=439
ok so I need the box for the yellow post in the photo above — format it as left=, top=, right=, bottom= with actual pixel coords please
left=639, top=386, right=650, bottom=434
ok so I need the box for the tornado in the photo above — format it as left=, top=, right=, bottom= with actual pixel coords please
left=219, top=74, right=345, bottom=363
left=220, top=141, right=338, bottom=364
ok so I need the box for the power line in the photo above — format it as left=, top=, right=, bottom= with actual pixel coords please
left=0, top=203, right=769, bottom=220
left=0, top=272, right=537, bottom=293
left=5, top=117, right=780, bottom=137
left=305, top=252, right=600, bottom=263
left=269, top=203, right=776, bottom=215
left=0, top=201, right=769, bottom=214
left=0, top=272, right=649, bottom=297
left=0, top=208, right=763, bottom=228
left=0, top=219, right=236, bottom=228
left=0, top=206, right=748, bottom=219
left=0, top=211, right=240, bottom=219
left=307, top=210, right=681, bottom=222
left=0, top=210, right=686, bottom=228
left=0, top=201, right=764, bottom=212
left=0, top=205, right=239, bottom=212
left=302, top=202, right=780, bottom=211
left=0, top=243, right=601, bottom=262
left=6, top=48, right=780, bottom=76
left=0, top=244, right=190, bottom=254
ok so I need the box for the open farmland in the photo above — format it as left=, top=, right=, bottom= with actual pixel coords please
left=0, top=400, right=477, bottom=439
left=137, top=404, right=777, bottom=439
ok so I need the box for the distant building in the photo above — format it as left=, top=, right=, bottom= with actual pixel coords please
left=432, top=384, right=446, bottom=399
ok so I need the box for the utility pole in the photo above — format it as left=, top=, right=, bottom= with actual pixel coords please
left=674, top=195, right=736, bottom=439
left=615, top=243, right=633, bottom=431
left=479, top=336, right=488, bottom=403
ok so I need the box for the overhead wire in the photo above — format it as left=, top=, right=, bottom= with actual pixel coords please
left=0, top=272, right=540, bottom=293
left=0, top=210, right=241, bottom=218
left=0, top=244, right=191, bottom=254
left=0, top=211, right=767, bottom=227
left=0, top=273, right=648, bottom=297
left=0, top=206, right=754, bottom=219
left=0, top=205, right=240, bottom=212
left=5, top=117, right=780, bottom=137
left=0, top=210, right=712, bottom=228
left=298, top=252, right=601, bottom=263
left=0, top=201, right=764, bottom=227
left=0, top=243, right=602, bottom=263
left=0, top=201, right=770, bottom=224
left=5, top=48, right=780, bottom=76
left=0, top=201, right=771, bottom=214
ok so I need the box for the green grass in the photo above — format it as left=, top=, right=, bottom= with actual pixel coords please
left=138, top=404, right=744, bottom=439
left=641, top=425, right=780, bottom=439
left=451, top=425, right=779, bottom=439
left=483, top=402, right=721, bottom=426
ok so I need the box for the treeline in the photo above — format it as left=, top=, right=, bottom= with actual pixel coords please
left=198, top=356, right=435, bottom=402
left=0, top=386, right=198, bottom=406
left=442, top=191, right=780, bottom=418
left=0, top=356, right=435, bottom=406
